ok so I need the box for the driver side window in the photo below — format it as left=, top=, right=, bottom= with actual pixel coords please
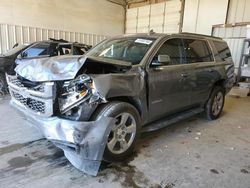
left=151, top=38, right=184, bottom=66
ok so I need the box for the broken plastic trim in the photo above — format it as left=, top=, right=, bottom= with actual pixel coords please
left=10, top=99, right=115, bottom=176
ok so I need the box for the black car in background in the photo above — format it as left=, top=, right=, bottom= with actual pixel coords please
left=0, top=38, right=92, bottom=95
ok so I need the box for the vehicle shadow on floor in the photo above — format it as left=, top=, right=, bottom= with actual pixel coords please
left=98, top=114, right=211, bottom=187
left=138, top=115, right=204, bottom=148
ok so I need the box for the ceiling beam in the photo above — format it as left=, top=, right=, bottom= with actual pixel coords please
left=106, top=0, right=126, bottom=7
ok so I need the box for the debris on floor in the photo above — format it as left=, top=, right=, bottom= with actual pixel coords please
left=157, top=148, right=163, bottom=153
left=210, top=169, right=219, bottom=174
left=186, top=127, right=192, bottom=133
left=196, top=132, right=202, bottom=136
left=241, top=169, right=249, bottom=174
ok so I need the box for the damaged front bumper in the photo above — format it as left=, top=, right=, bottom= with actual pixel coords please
left=10, top=100, right=114, bottom=176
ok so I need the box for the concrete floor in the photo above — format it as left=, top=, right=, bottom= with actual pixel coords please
left=0, top=95, right=250, bottom=188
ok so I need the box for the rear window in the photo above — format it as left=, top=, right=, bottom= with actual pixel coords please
left=213, top=41, right=231, bottom=61
left=183, top=39, right=214, bottom=63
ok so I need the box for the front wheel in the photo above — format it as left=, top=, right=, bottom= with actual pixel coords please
left=205, top=86, right=225, bottom=120
left=91, top=101, right=141, bottom=162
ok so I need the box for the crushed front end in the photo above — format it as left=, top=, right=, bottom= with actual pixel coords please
left=6, top=74, right=114, bottom=176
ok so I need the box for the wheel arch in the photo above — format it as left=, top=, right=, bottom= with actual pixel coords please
left=205, top=79, right=226, bottom=107
left=90, top=96, right=143, bottom=122
left=106, top=96, right=143, bottom=118
left=214, top=79, right=226, bottom=89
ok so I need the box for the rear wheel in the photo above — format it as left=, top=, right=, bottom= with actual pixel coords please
left=205, top=86, right=225, bottom=120
left=92, top=101, right=141, bottom=162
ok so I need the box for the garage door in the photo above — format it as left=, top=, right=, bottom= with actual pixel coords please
left=126, top=0, right=183, bottom=34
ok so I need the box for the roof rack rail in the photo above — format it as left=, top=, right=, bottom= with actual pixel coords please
left=180, top=32, right=222, bottom=39
left=148, top=29, right=155, bottom=35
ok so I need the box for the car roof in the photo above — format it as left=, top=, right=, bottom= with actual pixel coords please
left=116, top=32, right=223, bottom=41
left=29, top=39, right=91, bottom=48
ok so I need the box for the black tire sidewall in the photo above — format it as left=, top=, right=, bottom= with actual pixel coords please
left=93, top=101, right=141, bottom=162
left=206, top=86, right=225, bottom=120
left=0, top=73, right=8, bottom=95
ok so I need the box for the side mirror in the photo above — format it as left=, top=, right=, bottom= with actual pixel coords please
left=21, top=51, right=27, bottom=58
left=151, top=55, right=170, bottom=68
left=158, top=54, right=170, bottom=64
left=17, top=54, right=22, bottom=59
left=151, top=54, right=171, bottom=67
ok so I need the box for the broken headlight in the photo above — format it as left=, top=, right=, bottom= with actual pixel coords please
left=59, top=74, right=94, bottom=114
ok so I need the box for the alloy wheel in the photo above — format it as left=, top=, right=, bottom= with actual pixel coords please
left=107, top=112, right=137, bottom=154
left=212, top=91, right=224, bottom=116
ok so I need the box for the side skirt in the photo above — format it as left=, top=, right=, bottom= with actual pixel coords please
left=141, top=107, right=204, bottom=132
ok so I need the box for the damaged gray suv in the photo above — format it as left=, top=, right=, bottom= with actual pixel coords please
left=7, top=33, right=234, bottom=175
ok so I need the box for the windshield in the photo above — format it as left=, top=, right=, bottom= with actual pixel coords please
left=88, top=37, right=155, bottom=65
left=3, top=44, right=29, bottom=56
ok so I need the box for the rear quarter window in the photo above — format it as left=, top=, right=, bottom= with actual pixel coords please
left=213, top=41, right=232, bottom=61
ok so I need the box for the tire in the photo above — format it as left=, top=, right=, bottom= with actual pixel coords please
left=0, top=73, right=8, bottom=96
left=205, top=86, right=225, bottom=120
left=91, top=101, right=141, bottom=162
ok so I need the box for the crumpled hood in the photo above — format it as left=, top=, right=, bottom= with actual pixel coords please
left=15, top=55, right=132, bottom=82
left=15, top=55, right=86, bottom=82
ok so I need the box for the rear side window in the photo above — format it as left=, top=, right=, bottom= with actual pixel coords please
left=183, top=39, right=213, bottom=63
left=213, top=41, right=231, bottom=61
left=73, top=46, right=86, bottom=55
left=58, top=44, right=72, bottom=55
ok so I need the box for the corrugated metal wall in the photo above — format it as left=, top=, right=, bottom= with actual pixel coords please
left=125, top=0, right=182, bottom=34
left=212, top=25, right=247, bottom=71
left=0, top=23, right=107, bottom=54
left=227, top=0, right=250, bottom=24
left=182, top=0, right=228, bottom=35
left=213, top=0, right=250, bottom=74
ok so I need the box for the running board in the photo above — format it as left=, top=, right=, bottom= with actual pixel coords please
left=141, top=108, right=204, bottom=132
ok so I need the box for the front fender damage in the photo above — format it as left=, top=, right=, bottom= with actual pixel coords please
left=54, top=71, right=145, bottom=175
left=12, top=57, right=146, bottom=175
left=10, top=100, right=114, bottom=176
left=54, top=117, right=115, bottom=176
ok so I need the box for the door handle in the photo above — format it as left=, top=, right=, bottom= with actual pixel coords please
left=153, top=66, right=163, bottom=71
left=181, top=73, right=190, bottom=77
